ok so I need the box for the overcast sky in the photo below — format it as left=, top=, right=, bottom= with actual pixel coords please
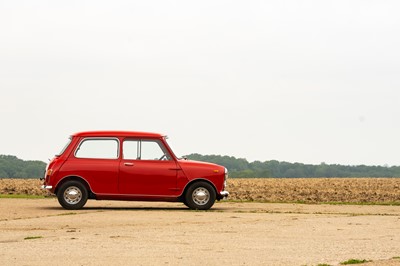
left=1, top=0, right=400, bottom=166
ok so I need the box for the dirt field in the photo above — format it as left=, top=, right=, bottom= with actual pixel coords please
left=1, top=198, right=400, bottom=266
left=1, top=178, right=400, bottom=204
left=229, top=178, right=400, bottom=203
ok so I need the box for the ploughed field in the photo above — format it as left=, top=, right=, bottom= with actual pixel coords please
left=1, top=178, right=400, bottom=204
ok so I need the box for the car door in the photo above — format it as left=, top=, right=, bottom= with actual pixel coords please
left=118, top=139, right=179, bottom=196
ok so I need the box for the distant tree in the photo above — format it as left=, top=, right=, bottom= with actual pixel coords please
left=283, top=169, right=297, bottom=178
left=185, top=153, right=400, bottom=178
left=2, top=153, right=399, bottom=179
left=0, top=155, right=46, bottom=178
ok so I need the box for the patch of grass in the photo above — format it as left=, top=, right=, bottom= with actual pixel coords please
left=393, top=256, right=400, bottom=259
left=0, top=194, right=45, bottom=199
left=317, top=263, right=332, bottom=266
left=324, top=201, right=400, bottom=206
left=24, top=236, right=43, bottom=240
left=340, top=259, right=370, bottom=265
left=222, top=199, right=400, bottom=206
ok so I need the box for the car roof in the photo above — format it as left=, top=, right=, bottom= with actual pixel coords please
left=72, top=131, right=165, bottom=138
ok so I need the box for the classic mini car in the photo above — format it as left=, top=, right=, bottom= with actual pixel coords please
left=41, top=131, right=229, bottom=210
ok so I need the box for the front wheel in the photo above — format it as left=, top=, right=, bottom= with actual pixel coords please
left=184, top=182, right=216, bottom=210
left=57, top=181, right=88, bottom=210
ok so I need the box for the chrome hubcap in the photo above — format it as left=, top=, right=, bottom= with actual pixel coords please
left=192, top=187, right=210, bottom=206
left=64, top=186, right=82, bottom=205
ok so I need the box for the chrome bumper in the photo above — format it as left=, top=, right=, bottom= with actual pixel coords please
left=41, top=185, right=53, bottom=190
left=220, top=190, right=229, bottom=199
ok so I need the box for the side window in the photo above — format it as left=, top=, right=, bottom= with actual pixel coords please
left=123, top=140, right=139, bottom=160
left=123, top=139, right=170, bottom=160
left=56, top=137, right=72, bottom=156
left=75, top=139, right=119, bottom=159
left=141, top=141, right=166, bottom=160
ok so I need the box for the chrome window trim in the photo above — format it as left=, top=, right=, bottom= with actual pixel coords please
left=74, top=137, right=120, bottom=159
left=122, top=139, right=140, bottom=160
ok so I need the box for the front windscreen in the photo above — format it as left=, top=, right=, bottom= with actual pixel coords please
left=164, top=136, right=179, bottom=159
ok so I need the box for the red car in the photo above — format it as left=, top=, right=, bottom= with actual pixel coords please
left=41, top=131, right=229, bottom=210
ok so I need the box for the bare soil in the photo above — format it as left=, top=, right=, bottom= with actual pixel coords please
left=1, top=178, right=400, bottom=204
left=228, top=178, right=400, bottom=203
left=1, top=199, right=400, bottom=266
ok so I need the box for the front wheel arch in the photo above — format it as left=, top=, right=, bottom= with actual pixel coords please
left=180, top=179, right=218, bottom=201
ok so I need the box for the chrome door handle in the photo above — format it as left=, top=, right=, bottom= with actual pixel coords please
left=124, top=162, right=134, bottom=166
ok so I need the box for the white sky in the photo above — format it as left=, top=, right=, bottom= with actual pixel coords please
left=1, top=0, right=400, bottom=166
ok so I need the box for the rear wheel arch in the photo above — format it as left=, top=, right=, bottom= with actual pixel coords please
left=55, top=176, right=94, bottom=199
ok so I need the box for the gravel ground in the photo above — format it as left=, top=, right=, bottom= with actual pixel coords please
left=1, top=198, right=400, bottom=266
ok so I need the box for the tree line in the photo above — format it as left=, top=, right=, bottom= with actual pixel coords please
left=0, top=155, right=46, bottom=178
left=186, top=153, right=400, bottom=178
left=1, top=153, right=400, bottom=179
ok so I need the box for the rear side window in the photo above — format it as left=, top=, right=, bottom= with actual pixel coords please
left=56, top=137, right=72, bottom=156
left=75, top=139, right=119, bottom=159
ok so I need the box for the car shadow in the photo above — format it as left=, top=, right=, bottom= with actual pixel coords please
left=40, top=206, right=226, bottom=212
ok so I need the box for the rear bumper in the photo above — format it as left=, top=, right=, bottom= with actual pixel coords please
left=41, top=185, right=53, bottom=190
left=219, top=190, right=229, bottom=199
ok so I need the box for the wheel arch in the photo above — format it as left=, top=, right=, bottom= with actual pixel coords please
left=179, top=178, right=218, bottom=201
left=55, top=176, right=95, bottom=199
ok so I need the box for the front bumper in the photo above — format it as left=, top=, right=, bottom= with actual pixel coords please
left=41, top=185, right=53, bottom=190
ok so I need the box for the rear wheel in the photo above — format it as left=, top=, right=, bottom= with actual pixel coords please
left=184, top=181, right=216, bottom=210
left=182, top=197, right=189, bottom=208
left=57, top=181, right=88, bottom=210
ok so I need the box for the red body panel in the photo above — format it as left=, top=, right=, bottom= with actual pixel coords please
left=178, top=160, right=225, bottom=193
left=43, top=131, right=227, bottom=203
left=119, top=160, right=179, bottom=196
left=59, top=157, right=119, bottom=194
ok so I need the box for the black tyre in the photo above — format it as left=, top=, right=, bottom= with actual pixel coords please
left=181, top=197, right=190, bottom=208
left=184, top=181, right=216, bottom=210
left=57, top=181, right=88, bottom=210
